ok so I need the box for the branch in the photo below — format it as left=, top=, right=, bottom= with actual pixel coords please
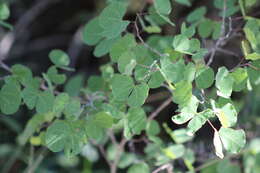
left=152, top=163, right=173, bottom=173
left=148, top=97, right=172, bottom=121
left=110, top=138, right=127, bottom=173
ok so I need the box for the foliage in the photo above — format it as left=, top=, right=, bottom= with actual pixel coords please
left=0, top=0, right=260, bottom=173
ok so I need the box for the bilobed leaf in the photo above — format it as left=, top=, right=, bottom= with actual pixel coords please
left=82, top=17, right=103, bottom=45
left=53, top=93, right=70, bottom=114
left=148, top=71, right=164, bottom=88
left=63, top=98, right=82, bottom=119
left=231, top=68, right=248, bottom=91
left=216, top=103, right=237, bottom=128
left=154, top=0, right=171, bottom=15
left=111, top=74, right=134, bottom=101
left=11, top=64, right=33, bottom=85
left=173, top=80, right=192, bottom=106
left=127, top=162, right=150, bottom=173
left=22, top=86, right=39, bottom=110
left=64, top=74, right=84, bottom=97
left=198, top=19, right=214, bottom=38
left=94, top=37, right=119, bottom=57
left=47, top=66, right=66, bottom=85
left=110, top=34, right=136, bottom=62
left=173, top=34, right=190, bottom=53
left=93, top=112, right=114, bottom=128
left=160, top=57, right=185, bottom=83
left=128, top=83, right=149, bottom=107
left=187, top=109, right=215, bottom=134
left=187, top=7, right=206, bottom=23
left=127, top=107, right=147, bottom=135
left=49, top=49, right=70, bottom=67
left=219, top=127, right=246, bottom=154
left=99, top=2, right=129, bottom=39
left=36, top=91, right=55, bottom=114
left=118, top=51, right=137, bottom=75
left=195, top=66, right=215, bottom=89
left=213, top=130, right=224, bottom=159
left=0, top=82, right=21, bottom=115
left=45, top=120, right=87, bottom=157
left=216, top=67, right=234, bottom=98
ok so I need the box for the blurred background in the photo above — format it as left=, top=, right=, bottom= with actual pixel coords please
left=0, top=0, right=260, bottom=172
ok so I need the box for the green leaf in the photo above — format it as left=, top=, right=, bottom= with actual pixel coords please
left=162, top=144, right=185, bottom=159
left=49, top=49, right=70, bottom=67
left=154, top=0, right=171, bottom=15
left=118, top=51, right=137, bottom=75
left=231, top=68, right=248, bottom=91
left=99, top=2, right=129, bottom=39
left=219, top=127, right=246, bottom=154
left=160, top=57, right=185, bottom=83
left=176, top=0, right=191, bottom=6
left=165, top=127, right=193, bottom=143
left=146, top=120, right=161, bottom=136
left=36, top=91, right=55, bottom=114
left=127, top=162, right=150, bottom=173
left=247, top=60, right=260, bottom=86
left=213, top=130, right=224, bottom=159
left=94, top=37, right=119, bottom=57
left=216, top=67, right=234, bottom=98
left=187, top=7, right=207, bottom=23
left=53, top=93, right=70, bottom=114
left=87, top=75, right=105, bottom=92
left=173, top=80, right=192, bottom=106
left=216, top=103, right=237, bottom=128
left=0, top=82, right=21, bottom=115
left=47, top=66, right=66, bottom=85
left=118, top=153, right=136, bottom=169
left=217, top=159, right=241, bottom=173
left=11, top=64, right=33, bottom=85
left=22, top=86, right=39, bottom=110
left=63, top=98, right=82, bottom=119
left=148, top=71, right=164, bottom=88
left=111, top=74, right=134, bottom=101
left=173, top=34, right=190, bottom=53
left=45, top=120, right=87, bottom=157
left=93, top=112, right=114, bottom=128
left=0, top=3, right=10, bottom=20
left=184, top=62, right=196, bottom=82
left=198, top=19, right=214, bottom=38
left=127, top=107, right=147, bottom=135
left=128, top=83, right=149, bottom=107
left=82, top=17, right=103, bottom=45
left=110, top=34, right=136, bottom=62
left=64, top=74, right=84, bottom=97
left=195, top=66, right=215, bottom=89
left=187, top=109, right=215, bottom=135
left=245, top=52, right=260, bottom=60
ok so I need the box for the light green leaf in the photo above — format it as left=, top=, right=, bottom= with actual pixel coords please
left=169, top=128, right=193, bottom=143
left=176, top=0, right=191, bottom=6
left=173, top=80, right=192, bottom=106
left=11, top=64, right=33, bottom=85
left=127, top=107, right=147, bottom=135
left=0, top=82, right=21, bottom=115
left=217, top=159, right=241, bottom=173
left=93, top=112, right=114, bottom=128
left=111, top=74, right=134, bottom=101
left=82, top=17, right=103, bottom=45
left=22, top=86, right=39, bottom=110
left=187, top=7, right=206, bottom=23
left=94, top=37, right=119, bottom=57
left=198, top=19, right=214, bottom=38
left=47, top=66, right=66, bottom=85
left=173, top=34, right=190, bottom=53
left=110, top=34, right=136, bottom=62
left=160, top=57, right=185, bottom=83
left=219, top=127, right=246, bottom=154
left=245, top=52, right=260, bottom=60
left=45, top=120, right=87, bottom=157
left=231, top=68, right=248, bottom=91
left=146, top=120, right=161, bottom=136
left=0, top=3, right=10, bottom=20
left=63, top=98, right=82, bottom=119
left=213, top=130, right=224, bottom=159
left=53, top=93, right=70, bottom=114
left=36, top=91, right=55, bottom=114
left=187, top=109, right=215, bottom=134
left=118, top=51, right=137, bottom=75
left=64, top=74, right=84, bottom=97
left=154, top=0, right=171, bottom=15
left=163, top=144, right=185, bottom=159
left=128, top=83, right=149, bottom=107
left=148, top=71, right=164, bottom=88
left=87, top=75, right=105, bottom=92
left=216, top=103, right=237, bottom=128
left=127, top=162, right=150, bottom=173
left=216, top=67, right=234, bottom=98
left=49, top=49, right=70, bottom=67
left=247, top=60, right=260, bottom=86
left=195, top=66, right=215, bottom=89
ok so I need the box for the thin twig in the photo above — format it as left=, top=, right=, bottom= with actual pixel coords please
left=148, top=97, right=172, bottom=121
left=152, top=163, right=173, bottom=173
left=110, top=138, right=127, bottom=173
